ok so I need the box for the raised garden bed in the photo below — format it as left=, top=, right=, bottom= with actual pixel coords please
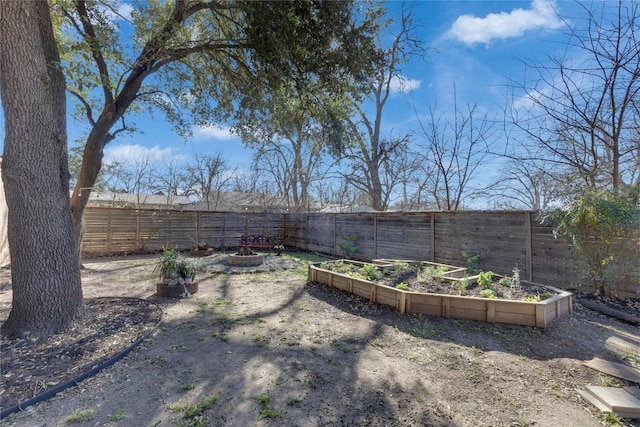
left=308, top=259, right=573, bottom=329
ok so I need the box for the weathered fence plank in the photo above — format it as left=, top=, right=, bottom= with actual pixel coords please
left=76, top=207, right=639, bottom=298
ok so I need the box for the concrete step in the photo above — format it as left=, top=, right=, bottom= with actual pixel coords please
left=583, top=357, right=640, bottom=383
left=577, top=386, right=640, bottom=419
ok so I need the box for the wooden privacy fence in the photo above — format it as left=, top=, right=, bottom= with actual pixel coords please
left=80, top=207, right=639, bottom=298
left=81, top=207, right=285, bottom=254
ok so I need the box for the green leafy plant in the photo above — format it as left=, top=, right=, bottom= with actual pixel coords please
left=396, top=282, right=409, bottom=290
left=358, top=263, right=380, bottom=281
left=168, top=402, right=185, bottom=412
left=179, top=260, right=196, bottom=279
left=479, top=289, right=497, bottom=299
left=254, top=393, right=282, bottom=420
left=418, top=265, right=448, bottom=282
left=477, top=271, right=493, bottom=289
left=498, top=277, right=514, bottom=286
left=110, top=409, right=127, bottom=421
left=542, top=189, right=639, bottom=297
left=184, top=395, right=219, bottom=419
left=451, top=277, right=470, bottom=294
left=178, top=381, right=195, bottom=392
left=322, top=260, right=348, bottom=273
left=461, top=251, right=480, bottom=274
left=154, top=245, right=181, bottom=280
left=338, top=233, right=359, bottom=259
left=67, top=409, right=95, bottom=423
left=598, top=411, right=623, bottom=426
left=392, top=261, right=411, bottom=272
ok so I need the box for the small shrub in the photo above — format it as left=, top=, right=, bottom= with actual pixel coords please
left=498, top=277, right=514, bottom=287
left=461, top=251, right=480, bottom=274
left=358, top=263, right=380, bottom=281
left=419, top=265, right=448, bottom=282
left=542, top=189, right=639, bottom=297
left=451, top=278, right=469, bottom=294
left=338, top=233, right=359, bottom=259
left=477, top=271, right=493, bottom=289
left=392, top=261, right=411, bottom=272
left=479, top=289, right=497, bottom=299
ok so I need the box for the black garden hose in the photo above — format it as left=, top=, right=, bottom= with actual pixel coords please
left=0, top=299, right=163, bottom=420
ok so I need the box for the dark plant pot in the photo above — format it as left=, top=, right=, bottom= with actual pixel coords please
left=189, top=248, right=214, bottom=257
left=156, top=281, right=198, bottom=298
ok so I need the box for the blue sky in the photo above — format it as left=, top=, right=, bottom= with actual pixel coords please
left=0, top=1, right=586, bottom=178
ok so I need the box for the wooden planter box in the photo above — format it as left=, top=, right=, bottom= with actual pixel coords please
left=308, top=260, right=573, bottom=329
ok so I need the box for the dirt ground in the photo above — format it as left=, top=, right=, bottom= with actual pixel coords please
left=1, top=252, right=639, bottom=427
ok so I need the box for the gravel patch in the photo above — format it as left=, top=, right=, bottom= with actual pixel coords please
left=189, top=253, right=304, bottom=274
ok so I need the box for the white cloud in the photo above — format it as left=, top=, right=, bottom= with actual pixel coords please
left=447, top=0, right=563, bottom=46
left=99, top=1, right=133, bottom=23
left=192, top=124, right=236, bottom=141
left=104, top=144, right=178, bottom=165
left=389, top=75, right=422, bottom=94
left=116, top=3, right=133, bottom=21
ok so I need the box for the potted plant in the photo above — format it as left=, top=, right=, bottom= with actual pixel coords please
left=154, top=248, right=199, bottom=298
left=179, top=261, right=196, bottom=284
left=154, top=246, right=181, bottom=284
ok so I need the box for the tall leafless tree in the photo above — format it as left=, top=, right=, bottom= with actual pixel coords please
left=506, top=0, right=639, bottom=193
left=152, top=155, right=188, bottom=207
left=106, top=150, right=154, bottom=207
left=184, top=153, right=232, bottom=211
left=340, top=3, right=425, bottom=211
left=414, top=86, right=495, bottom=211
left=487, top=157, right=557, bottom=210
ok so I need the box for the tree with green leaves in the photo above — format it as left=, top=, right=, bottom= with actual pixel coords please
left=54, top=0, right=377, bottom=253
left=1, top=1, right=83, bottom=338
left=233, top=79, right=347, bottom=212
left=543, top=190, right=639, bottom=298
left=1, top=0, right=376, bottom=339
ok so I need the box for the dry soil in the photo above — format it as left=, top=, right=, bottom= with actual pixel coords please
left=0, top=252, right=639, bottom=427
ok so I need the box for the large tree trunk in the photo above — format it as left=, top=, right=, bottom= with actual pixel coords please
left=70, top=123, right=111, bottom=260
left=0, top=1, right=83, bottom=338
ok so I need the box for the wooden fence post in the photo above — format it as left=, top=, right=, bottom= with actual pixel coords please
left=333, top=214, right=337, bottom=256
left=196, top=211, right=201, bottom=244
left=373, top=213, right=378, bottom=259
left=135, top=210, right=141, bottom=251
left=430, top=213, right=436, bottom=262
left=107, top=209, right=113, bottom=253
left=525, top=212, right=533, bottom=281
